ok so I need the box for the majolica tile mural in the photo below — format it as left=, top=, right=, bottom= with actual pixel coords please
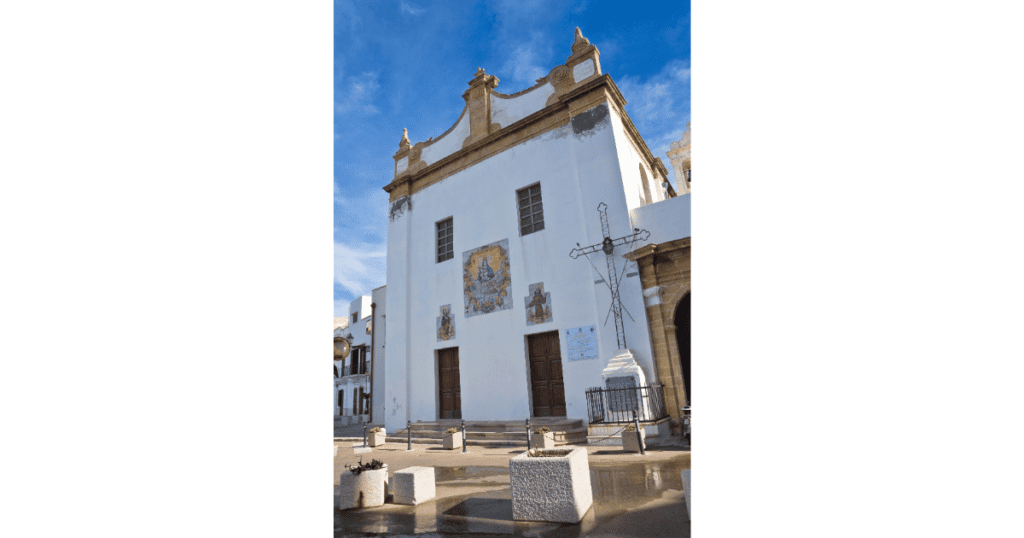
left=525, top=282, right=553, bottom=325
left=463, top=239, right=512, bottom=317
left=436, top=304, right=455, bottom=342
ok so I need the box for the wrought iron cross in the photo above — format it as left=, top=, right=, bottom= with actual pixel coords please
left=570, top=202, right=649, bottom=349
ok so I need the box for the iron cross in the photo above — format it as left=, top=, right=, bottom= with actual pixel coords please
left=570, top=202, right=649, bottom=349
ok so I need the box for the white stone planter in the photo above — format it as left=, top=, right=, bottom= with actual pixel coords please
left=509, top=447, right=593, bottom=523
left=368, top=431, right=386, bottom=447
left=338, top=465, right=388, bottom=510
left=535, top=432, right=556, bottom=449
left=443, top=431, right=462, bottom=450
left=622, top=428, right=646, bottom=453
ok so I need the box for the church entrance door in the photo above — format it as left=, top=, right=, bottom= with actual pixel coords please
left=438, top=347, right=461, bottom=419
left=527, top=331, right=566, bottom=417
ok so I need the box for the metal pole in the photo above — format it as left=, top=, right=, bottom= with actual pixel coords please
left=526, top=418, right=531, bottom=451
left=406, top=420, right=412, bottom=451
left=633, top=408, right=645, bottom=455
left=362, top=423, right=368, bottom=448
left=461, top=418, right=467, bottom=453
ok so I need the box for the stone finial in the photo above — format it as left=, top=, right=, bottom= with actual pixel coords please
left=468, top=67, right=499, bottom=90
left=399, top=128, right=411, bottom=150
left=571, top=27, right=592, bottom=55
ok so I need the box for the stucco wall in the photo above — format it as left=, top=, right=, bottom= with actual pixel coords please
left=419, top=109, right=471, bottom=166
left=490, top=83, right=556, bottom=128
left=629, top=193, right=692, bottom=246
left=371, top=285, right=386, bottom=424
left=384, top=102, right=659, bottom=432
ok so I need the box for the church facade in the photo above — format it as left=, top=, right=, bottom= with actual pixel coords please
left=381, top=29, right=685, bottom=432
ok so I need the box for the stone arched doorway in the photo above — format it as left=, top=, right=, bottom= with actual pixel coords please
left=674, top=293, right=691, bottom=405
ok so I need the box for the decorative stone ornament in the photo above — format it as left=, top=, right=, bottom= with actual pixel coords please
left=509, top=447, right=593, bottom=523
left=338, top=464, right=388, bottom=510
left=368, top=428, right=386, bottom=447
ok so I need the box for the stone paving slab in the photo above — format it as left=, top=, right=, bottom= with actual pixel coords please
left=334, top=437, right=691, bottom=537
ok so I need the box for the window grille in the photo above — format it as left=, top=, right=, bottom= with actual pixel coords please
left=437, top=217, right=453, bottom=262
left=516, top=184, right=544, bottom=236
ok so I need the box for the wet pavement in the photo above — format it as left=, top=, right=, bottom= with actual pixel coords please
left=335, top=441, right=690, bottom=537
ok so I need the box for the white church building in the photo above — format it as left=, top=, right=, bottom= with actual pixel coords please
left=380, top=29, right=689, bottom=433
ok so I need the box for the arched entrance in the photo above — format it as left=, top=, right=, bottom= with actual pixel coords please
left=674, top=293, right=691, bottom=405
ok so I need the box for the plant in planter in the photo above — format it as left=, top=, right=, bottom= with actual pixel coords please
left=533, top=426, right=557, bottom=449
left=442, top=427, right=462, bottom=450
left=338, top=458, right=388, bottom=510
left=622, top=423, right=646, bottom=453
left=509, top=447, right=593, bottom=523
left=368, top=426, right=386, bottom=447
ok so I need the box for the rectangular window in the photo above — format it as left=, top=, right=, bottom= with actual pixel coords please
left=437, top=217, right=453, bottom=262
left=351, top=312, right=358, bottom=325
left=517, top=184, right=544, bottom=236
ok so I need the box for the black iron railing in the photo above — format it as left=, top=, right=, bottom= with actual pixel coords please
left=585, top=383, right=668, bottom=424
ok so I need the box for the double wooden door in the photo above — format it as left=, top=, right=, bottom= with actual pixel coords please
left=527, top=331, right=566, bottom=417
left=438, top=347, right=461, bottom=419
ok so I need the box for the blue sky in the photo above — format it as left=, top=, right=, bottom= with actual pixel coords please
left=334, top=0, right=690, bottom=314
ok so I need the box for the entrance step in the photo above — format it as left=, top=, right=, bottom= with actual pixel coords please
left=393, top=419, right=588, bottom=447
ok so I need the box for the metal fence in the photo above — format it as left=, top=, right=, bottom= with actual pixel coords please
left=585, top=383, right=668, bottom=424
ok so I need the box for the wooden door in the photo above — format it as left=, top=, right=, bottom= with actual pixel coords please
left=527, top=331, right=566, bottom=417
left=438, top=347, right=461, bottom=419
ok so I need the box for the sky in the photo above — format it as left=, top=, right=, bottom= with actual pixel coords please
left=334, top=0, right=690, bottom=315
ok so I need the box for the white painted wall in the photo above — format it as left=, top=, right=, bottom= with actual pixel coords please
left=419, top=108, right=471, bottom=166
left=629, top=193, right=692, bottom=246
left=384, top=102, right=660, bottom=432
left=490, top=83, right=555, bottom=128
left=371, top=285, right=386, bottom=424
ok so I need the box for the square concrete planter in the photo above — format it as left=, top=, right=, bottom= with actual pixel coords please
left=443, top=431, right=462, bottom=450
left=338, top=465, right=388, bottom=510
left=368, top=430, right=386, bottom=447
left=509, top=447, right=593, bottom=523
left=680, top=469, right=691, bottom=520
left=535, top=432, right=556, bottom=449
left=622, top=428, right=646, bottom=453
left=390, top=466, right=436, bottom=505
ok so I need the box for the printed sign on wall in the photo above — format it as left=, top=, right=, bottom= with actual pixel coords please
left=566, top=324, right=599, bottom=362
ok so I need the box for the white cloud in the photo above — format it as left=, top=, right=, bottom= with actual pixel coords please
left=400, top=1, right=425, bottom=15
left=501, top=37, right=548, bottom=87
left=335, top=240, right=387, bottom=301
left=335, top=71, right=380, bottom=115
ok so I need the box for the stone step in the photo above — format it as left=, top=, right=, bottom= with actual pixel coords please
left=393, top=427, right=589, bottom=446
left=406, top=419, right=586, bottom=433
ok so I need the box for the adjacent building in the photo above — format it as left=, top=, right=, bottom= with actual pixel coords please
left=333, top=287, right=386, bottom=425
